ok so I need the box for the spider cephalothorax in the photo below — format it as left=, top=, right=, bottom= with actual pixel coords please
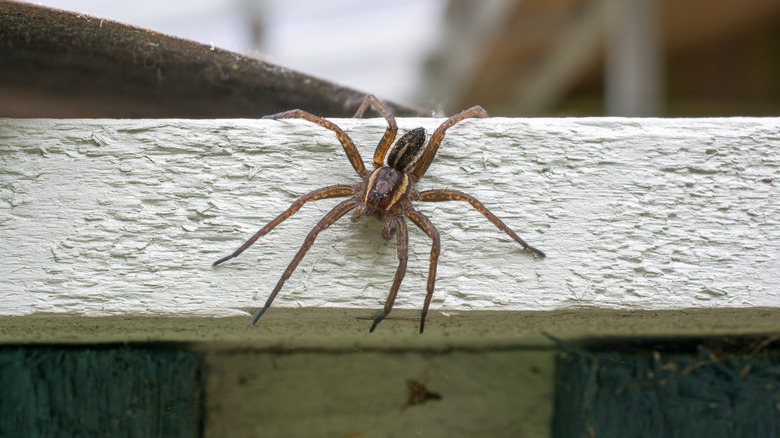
left=213, top=95, right=545, bottom=333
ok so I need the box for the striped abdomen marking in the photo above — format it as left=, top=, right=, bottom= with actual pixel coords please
left=386, top=128, right=426, bottom=172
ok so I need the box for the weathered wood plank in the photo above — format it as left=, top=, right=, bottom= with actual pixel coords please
left=1, top=117, right=778, bottom=343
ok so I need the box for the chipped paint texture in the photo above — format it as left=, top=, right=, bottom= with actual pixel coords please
left=1, top=118, right=778, bottom=321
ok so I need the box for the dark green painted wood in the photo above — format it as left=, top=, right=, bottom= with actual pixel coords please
left=0, top=347, right=204, bottom=438
left=553, top=342, right=780, bottom=438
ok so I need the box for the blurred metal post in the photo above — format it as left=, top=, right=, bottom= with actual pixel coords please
left=604, top=0, right=663, bottom=116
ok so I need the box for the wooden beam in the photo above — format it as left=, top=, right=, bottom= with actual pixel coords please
left=0, top=1, right=427, bottom=118
left=1, top=117, right=778, bottom=347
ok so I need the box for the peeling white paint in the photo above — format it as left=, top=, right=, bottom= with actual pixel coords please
left=1, top=117, right=778, bottom=325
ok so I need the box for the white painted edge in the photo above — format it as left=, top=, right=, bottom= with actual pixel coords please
left=1, top=117, right=778, bottom=341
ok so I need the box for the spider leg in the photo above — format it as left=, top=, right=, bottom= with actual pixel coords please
left=264, top=109, right=368, bottom=177
left=352, top=95, right=398, bottom=169
left=369, top=215, right=408, bottom=333
left=213, top=185, right=355, bottom=266
left=410, top=106, right=488, bottom=179
left=407, top=209, right=440, bottom=334
left=253, top=198, right=357, bottom=325
left=418, top=189, right=546, bottom=257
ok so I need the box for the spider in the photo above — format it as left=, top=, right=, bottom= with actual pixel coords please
left=213, top=95, right=545, bottom=333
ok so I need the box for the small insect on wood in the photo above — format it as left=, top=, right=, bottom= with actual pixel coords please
left=213, top=95, right=545, bottom=333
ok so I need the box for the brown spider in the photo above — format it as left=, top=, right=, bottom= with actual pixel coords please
left=213, top=95, right=545, bottom=333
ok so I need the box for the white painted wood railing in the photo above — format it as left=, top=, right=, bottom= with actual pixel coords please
left=1, top=117, right=778, bottom=347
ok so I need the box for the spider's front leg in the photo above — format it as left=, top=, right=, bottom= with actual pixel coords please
left=407, top=209, right=440, bottom=334
left=252, top=198, right=357, bottom=324
left=369, top=215, right=409, bottom=333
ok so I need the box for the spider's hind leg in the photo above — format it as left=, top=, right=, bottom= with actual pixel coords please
left=263, top=109, right=368, bottom=177
left=411, top=105, right=488, bottom=179
left=352, top=95, right=398, bottom=169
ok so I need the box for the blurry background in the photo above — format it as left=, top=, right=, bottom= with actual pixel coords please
left=7, top=0, right=780, bottom=116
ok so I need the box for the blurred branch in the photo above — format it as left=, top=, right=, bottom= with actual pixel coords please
left=0, top=0, right=428, bottom=118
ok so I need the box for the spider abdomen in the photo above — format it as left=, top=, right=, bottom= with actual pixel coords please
left=386, top=127, right=426, bottom=172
